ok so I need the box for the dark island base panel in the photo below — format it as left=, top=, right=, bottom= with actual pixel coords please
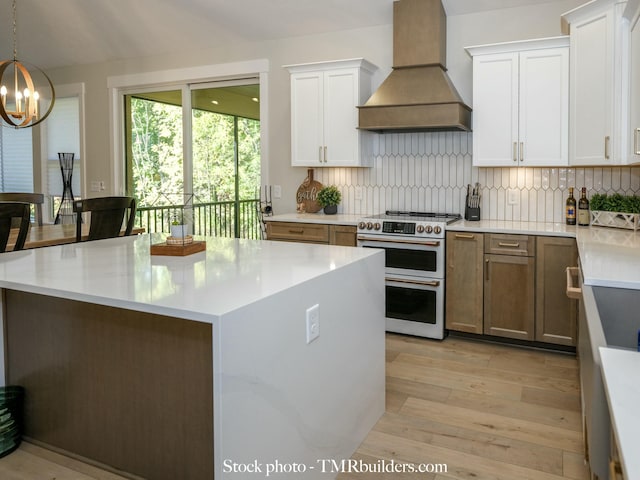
left=4, top=290, right=214, bottom=480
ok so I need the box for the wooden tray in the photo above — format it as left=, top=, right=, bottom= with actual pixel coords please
left=150, top=240, right=206, bottom=256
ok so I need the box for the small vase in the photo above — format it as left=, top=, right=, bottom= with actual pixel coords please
left=170, top=224, right=188, bottom=238
left=323, top=205, right=338, bottom=215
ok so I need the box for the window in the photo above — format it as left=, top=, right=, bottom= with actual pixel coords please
left=109, top=60, right=269, bottom=238
left=0, top=127, right=33, bottom=192
left=40, top=83, right=84, bottom=223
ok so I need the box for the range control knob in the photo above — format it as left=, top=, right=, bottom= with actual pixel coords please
left=434, top=226, right=442, bottom=235
left=358, top=222, right=366, bottom=229
left=424, top=225, right=433, bottom=234
left=373, top=222, right=381, bottom=230
left=366, top=222, right=373, bottom=230
left=416, top=225, right=425, bottom=233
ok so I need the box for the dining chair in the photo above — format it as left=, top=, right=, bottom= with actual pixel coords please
left=0, top=193, right=44, bottom=226
left=0, top=202, right=31, bottom=252
left=73, top=196, right=137, bottom=242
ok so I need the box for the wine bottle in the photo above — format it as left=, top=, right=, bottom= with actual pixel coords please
left=578, top=187, right=590, bottom=226
left=566, top=187, right=576, bottom=225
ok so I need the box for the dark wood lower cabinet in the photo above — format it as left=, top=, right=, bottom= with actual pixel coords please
left=445, top=232, right=484, bottom=334
left=483, top=253, right=536, bottom=340
left=4, top=290, right=214, bottom=480
left=535, top=236, right=578, bottom=346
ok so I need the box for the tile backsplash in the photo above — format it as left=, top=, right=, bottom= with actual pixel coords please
left=312, top=131, right=640, bottom=222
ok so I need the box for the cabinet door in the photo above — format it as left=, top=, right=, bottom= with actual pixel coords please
left=519, top=48, right=569, bottom=166
left=484, top=253, right=535, bottom=340
left=569, top=9, right=615, bottom=165
left=290, top=72, right=324, bottom=167
left=323, top=69, right=359, bottom=167
left=472, top=52, right=519, bottom=166
left=329, top=225, right=356, bottom=246
left=535, top=236, right=578, bottom=346
left=445, top=232, right=484, bottom=334
left=629, top=2, right=640, bottom=162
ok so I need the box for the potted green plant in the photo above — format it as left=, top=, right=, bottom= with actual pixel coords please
left=316, top=185, right=342, bottom=215
left=589, top=192, right=640, bottom=230
left=170, top=211, right=188, bottom=238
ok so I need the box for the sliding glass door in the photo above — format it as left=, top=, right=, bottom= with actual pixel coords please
left=125, top=80, right=261, bottom=238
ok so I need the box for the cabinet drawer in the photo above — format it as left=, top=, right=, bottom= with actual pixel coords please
left=266, top=222, right=329, bottom=243
left=485, top=233, right=534, bottom=256
left=329, top=225, right=357, bottom=246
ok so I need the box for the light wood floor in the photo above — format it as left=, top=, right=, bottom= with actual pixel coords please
left=0, top=334, right=588, bottom=480
left=338, top=333, right=589, bottom=480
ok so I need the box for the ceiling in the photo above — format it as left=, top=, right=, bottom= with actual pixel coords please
left=0, top=0, right=567, bottom=70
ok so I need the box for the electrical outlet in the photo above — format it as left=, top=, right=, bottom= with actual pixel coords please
left=273, top=185, right=282, bottom=199
left=305, top=304, right=320, bottom=344
left=90, top=181, right=100, bottom=192
left=355, top=186, right=363, bottom=200
left=507, top=189, right=519, bottom=206
left=99, top=181, right=106, bottom=191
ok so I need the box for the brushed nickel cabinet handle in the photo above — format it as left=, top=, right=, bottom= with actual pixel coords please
left=605, top=136, right=610, bottom=160
left=455, top=233, right=475, bottom=239
left=324, top=146, right=327, bottom=163
left=520, top=142, right=524, bottom=162
left=635, top=128, right=640, bottom=155
left=498, top=242, right=520, bottom=248
left=513, top=142, right=518, bottom=162
left=319, top=146, right=323, bottom=163
left=485, top=259, right=490, bottom=281
left=289, top=229, right=304, bottom=234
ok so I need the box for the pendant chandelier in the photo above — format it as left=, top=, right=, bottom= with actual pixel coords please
left=0, top=0, right=55, bottom=128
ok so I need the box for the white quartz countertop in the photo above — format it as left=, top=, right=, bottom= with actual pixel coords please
left=265, top=213, right=363, bottom=225
left=599, top=347, right=640, bottom=480
left=0, top=234, right=381, bottom=323
left=448, top=219, right=578, bottom=237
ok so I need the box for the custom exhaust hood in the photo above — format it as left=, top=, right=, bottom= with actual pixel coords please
left=358, top=0, right=471, bottom=133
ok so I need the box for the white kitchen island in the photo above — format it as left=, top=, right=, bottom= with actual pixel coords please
left=0, top=234, right=385, bottom=479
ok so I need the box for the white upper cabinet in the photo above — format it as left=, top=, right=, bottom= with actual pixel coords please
left=627, top=0, right=640, bottom=162
left=562, top=0, right=640, bottom=165
left=466, top=37, right=569, bottom=167
left=285, top=59, right=376, bottom=167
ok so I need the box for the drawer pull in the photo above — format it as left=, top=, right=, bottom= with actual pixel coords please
left=455, top=233, right=475, bottom=239
left=289, top=229, right=304, bottom=234
left=498, top=242, right=520, bottom=248
left=566, top=267, right=581, bottom=299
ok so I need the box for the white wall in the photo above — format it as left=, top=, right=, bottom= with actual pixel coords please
left=44, top=0, right=587, bottom=221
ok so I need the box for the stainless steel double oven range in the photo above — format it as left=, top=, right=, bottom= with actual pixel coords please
left=357, top=211, right=461, bottom=340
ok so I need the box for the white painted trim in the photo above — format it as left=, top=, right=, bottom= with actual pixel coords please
left=108, top=59, right=270, bottom=195
left=284, top=57, right=377, bottom=75
left=465, top=36, right=570, bottom=57
left=107, top=59, right=269, bottom=89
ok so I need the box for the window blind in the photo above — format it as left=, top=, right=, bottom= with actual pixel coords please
left=0, top=127, right=34, bottom=192
left=46, top=97, right=81, bottom=196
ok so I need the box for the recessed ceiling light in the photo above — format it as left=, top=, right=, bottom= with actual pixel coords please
left=211, top=100, right=219, bottom=105
left=251, top=97, right=259, bottom=103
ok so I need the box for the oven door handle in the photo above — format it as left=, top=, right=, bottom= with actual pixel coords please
left=358, top=236, right=441, bottom=247
left=387, top=277, right=441, bottom=287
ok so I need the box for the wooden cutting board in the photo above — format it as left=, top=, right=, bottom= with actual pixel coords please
left=296, top=169, right=323, bottom=213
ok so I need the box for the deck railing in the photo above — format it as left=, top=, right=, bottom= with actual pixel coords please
left=135, top=199, right=263, bottom=239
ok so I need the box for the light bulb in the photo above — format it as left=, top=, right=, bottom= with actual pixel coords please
left=0, top=86, right=6, bottom=96
left=23, top=88, right=30, bottom=98
left=15, top=91, right=22, bottom=100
